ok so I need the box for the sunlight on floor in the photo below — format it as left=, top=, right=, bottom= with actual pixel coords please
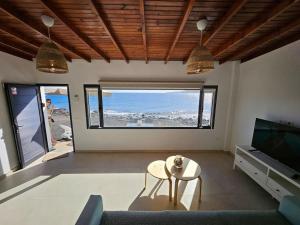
left=0, top=152, right=278, bottom=225
left=0, top=172, right=200, bottom=225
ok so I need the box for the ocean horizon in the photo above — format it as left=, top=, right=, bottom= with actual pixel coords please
left=46, top=92, right=212, bottom=119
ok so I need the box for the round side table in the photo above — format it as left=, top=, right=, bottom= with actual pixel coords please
left=165, top=156, right=202, bottom=205
left=145, top=160, right=172, bottom=201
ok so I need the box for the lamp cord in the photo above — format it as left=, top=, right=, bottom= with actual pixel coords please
left=200, top=30, right=203, bottom=47
left=47, top=27, right=51, bottom=41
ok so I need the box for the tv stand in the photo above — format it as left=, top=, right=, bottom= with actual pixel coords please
left=234, top=145, right=300, bottom=201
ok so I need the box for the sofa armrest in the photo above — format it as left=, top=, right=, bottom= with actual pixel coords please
left=278, top=195, right=300, bottom=225
left=76, top=195, right=103, bottom=225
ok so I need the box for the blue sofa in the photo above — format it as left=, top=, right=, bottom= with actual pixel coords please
left=76, top=195, right=300, bottom=225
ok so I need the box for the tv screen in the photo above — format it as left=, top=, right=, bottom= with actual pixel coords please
left=251, top=118, right=300, bottom=174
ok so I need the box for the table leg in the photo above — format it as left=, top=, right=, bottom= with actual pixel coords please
left=168, top=178, right=172, bottom=201
left=198, top=176, right=202, bottom=202
left=144, top=172, right=147, bottom=189
left=174, top=178, right=179, bottom=206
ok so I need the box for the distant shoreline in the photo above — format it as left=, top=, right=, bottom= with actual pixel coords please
left=90, top=111, right=209, bottom=127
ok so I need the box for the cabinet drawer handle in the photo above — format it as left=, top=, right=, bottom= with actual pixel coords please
left=276, top=189, right=280, bottom=192
left=254, top=172, right=258, bottom=175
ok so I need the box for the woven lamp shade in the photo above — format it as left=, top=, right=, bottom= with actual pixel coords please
left=186, top=45, right=214, bottom=74
left=36, top=41, right=68, bottom=74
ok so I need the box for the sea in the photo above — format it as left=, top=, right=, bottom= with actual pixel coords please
left=46, top=94, right=70, bottom=111
left=46, top=92, right=212, bottom=116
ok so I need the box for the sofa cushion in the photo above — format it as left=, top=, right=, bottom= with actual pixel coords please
left=279, top=195, right=300, bottom=225
left=217, top=210, right=291, bottom=225
left=76, top=195, right=103, bottom=225
left=101, top=210, right=290, bottom=225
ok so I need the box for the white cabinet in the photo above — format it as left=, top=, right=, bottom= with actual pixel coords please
left=234, top=145, right=300, bottom=201
left=267, top=178, right=290, bottom=197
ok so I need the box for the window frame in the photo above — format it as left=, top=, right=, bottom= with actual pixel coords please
left=200, top=85, right=218, bottom=129
left=84, top=84, right=218, bottom=129
left=84, top=84, right=103, bottom=129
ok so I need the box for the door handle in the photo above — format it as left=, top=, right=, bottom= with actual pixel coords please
left=14, top=123, right=23, bottom=128
left=13, top=119, right=23, bottom=128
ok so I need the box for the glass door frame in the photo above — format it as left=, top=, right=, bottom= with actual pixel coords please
left=37, top=83, right=76, bottom=152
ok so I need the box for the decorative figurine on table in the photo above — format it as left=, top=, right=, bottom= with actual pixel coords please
left=174, top=155, right=183, bottom=169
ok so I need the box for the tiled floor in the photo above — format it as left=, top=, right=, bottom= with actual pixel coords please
left=0, top=151, right=278, bottom=225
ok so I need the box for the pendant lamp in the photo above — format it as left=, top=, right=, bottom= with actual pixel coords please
left=186, top=19, right=214, bottom=74
left=36, top=15, right=68, bottom=74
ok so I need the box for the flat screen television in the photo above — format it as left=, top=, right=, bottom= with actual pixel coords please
left=251, top=118, right=300, bottom=175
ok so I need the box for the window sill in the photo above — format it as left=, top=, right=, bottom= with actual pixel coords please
left=87, top=127, right=213, bottom=130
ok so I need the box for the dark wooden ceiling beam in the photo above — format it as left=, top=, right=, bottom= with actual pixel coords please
left=0, top=47, right=32, bottom=61
left=165, top=0, right=195, bottom=64
left=0, top=25, right=74, bottom=62
left=204, top=0, right=248, bottom=46
left=139, top=0, right=148, bottom=63
left=0, top=25, right=73, bottom=62
left=87, top=0, right=129, bottom=63
left=183, top=0, right=247, bottom=64
left=0, top=26, right=40, bottom=50
left=212, top=0, right=299, bottom=57
left=0, top=41, right=33, bottom=61
left=0, top=1, right=90, bottom=62
left=0, top=40, right=35, bottom=57
left=39, top=0, right=109, bottom=63
left=221, top=16, right=300, bottom=63
left=241, top=32, right=300, bottom=63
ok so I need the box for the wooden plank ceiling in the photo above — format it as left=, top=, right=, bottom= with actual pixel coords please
left=0, top=0, right=299, bottom=63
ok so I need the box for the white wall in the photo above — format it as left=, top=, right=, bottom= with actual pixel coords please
left=230, top=40, right=300, bottom=152
left=0, top=52, right=36, bottom=174
left=36, top=61, right=237, bottom=151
